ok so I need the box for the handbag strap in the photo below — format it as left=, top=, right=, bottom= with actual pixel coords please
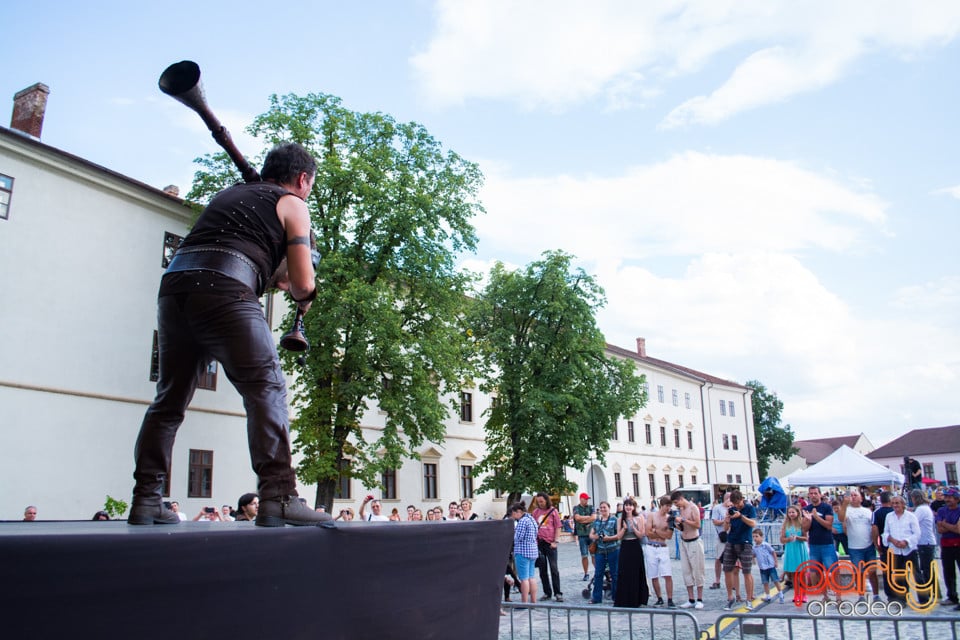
left=538, top=508, right=555, bottom=527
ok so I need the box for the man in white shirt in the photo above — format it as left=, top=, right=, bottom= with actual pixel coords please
left=882, top=495, right=920, bottom=605
left=359, top=495, right=390, bottom=522
left=170, top=501, right=188, bottom=522
left=838, top=489, right=879, bottom=601
left=709, top=493, right=730, bottom=590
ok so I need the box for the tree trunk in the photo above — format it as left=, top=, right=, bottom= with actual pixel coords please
left=313, top=478, right=337, bottom=512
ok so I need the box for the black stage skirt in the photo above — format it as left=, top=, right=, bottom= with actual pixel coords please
left=615, top=538, right=650, bottom=607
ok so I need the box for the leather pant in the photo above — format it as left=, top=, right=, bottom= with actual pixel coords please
left=133, top=289, right=296, bottom=503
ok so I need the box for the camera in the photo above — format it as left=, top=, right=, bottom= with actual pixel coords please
left=204, top=507, right=215, bottom=514
left=728, top=507, right=738, bottom=516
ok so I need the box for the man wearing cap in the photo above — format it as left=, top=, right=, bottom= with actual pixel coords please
left=936, top=487, right=960, bottom=609
left=573, top=492, right=596, bottom=581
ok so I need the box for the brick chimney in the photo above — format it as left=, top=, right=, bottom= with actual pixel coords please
left=11, top=83, right=50, bottom=139
left=636, top=337, right=646, bottom=357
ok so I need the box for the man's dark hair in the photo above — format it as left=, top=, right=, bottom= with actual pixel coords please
left=669, top=490, right=683, bottom=502
left=238, top=492, right=258, bottom=510
left=729, top=489, right=743, bottom=503
left=509, top=501, right=527, bottom=514
left=879, top=491, right=892, bottom=505
left=261, top=142, right=316, bottom=185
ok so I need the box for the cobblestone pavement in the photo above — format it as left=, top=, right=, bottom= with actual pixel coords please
left=498, top=539, right=960, bottom=640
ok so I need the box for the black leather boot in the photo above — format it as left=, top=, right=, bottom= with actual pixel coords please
left=128, top=501, right=180, bottom=525
left=256, top=495, right=336, bottom=527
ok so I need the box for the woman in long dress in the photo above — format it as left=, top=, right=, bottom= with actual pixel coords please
left=780, top=505, right=809, bottom=595
left=614, top=498, right=650, bottom=607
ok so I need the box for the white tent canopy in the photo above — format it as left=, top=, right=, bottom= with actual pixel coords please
left=783, top=445, right=905, bottom=487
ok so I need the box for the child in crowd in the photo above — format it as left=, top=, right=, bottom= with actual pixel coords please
left=753, top=529, right=784, bottom=603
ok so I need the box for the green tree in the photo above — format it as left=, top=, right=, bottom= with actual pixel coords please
left=746, top=379, right=797, bottom=478
left=189, top=93, right=484, bottom=509
left=468, top=251, right=645, bottom=507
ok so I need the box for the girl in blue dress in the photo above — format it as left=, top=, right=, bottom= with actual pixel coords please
left=780, top=505, right=809, bottom=595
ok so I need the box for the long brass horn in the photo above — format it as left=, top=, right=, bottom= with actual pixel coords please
left=158, top=60, right=260, bottom=183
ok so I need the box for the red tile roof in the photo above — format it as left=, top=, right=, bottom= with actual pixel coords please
left=867, top=425, right=960, bottom=459
left=605, top=343, right=747, bottom=390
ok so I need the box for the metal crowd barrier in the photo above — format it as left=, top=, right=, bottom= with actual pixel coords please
left=704, top=611, right=960, bottom=640
left=502, top=601, right=702, bottom=640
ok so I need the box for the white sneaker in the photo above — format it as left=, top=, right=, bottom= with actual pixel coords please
left=695, top=600, right=704, bottom=610
left=679, top=601, right=694, bottom=609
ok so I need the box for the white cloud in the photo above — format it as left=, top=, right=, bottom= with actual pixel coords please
left=934, top=184, right=960, bottom=199
left=468, top=151, right=958, bottom=445
left=476, top=151, right=889, bottom=263
left=412, top=1, right=960, bottom=123
left=592, top=253, right=960, bottom=445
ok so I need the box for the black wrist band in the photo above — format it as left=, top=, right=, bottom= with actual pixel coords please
left=291, top=287, right=317, bottom=303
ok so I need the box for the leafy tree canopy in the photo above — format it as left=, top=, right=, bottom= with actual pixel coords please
left=467, top=251, right=645, bottom=505
left=746, top=379, right=797, bottom=479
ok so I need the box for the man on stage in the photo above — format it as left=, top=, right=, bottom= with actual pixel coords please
left=128, top=142, right=331, bottom=528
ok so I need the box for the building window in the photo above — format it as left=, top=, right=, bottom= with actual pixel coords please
left=197, top=359, right=218, bottom=391
left=162, top=231, right=183, bottom=268
left=674, top=428, right=680, bottom=448
left=423, top=462, right=438, bottom=499
left=691, top=474, right=697, bottom=485
left=728, top=401, right=735, bottom=417
left=678, top=474, right=684, bottom=488
left=150, top=331, right=160, bottom=382
left=946, top=462, right=958, bottom=485
left=726, top=474, right=733, bottom=483
left=664, top=474, right=672, bottom=493
left=687, top=431, right=694, bottom=450
left=722, top=434, right=729, bottom=450
left=922, top=463, right=934, bottom=479
left=735, top=474, right=742, bottom=483
left=659, top=426, right=666, bottom=447
left=684, top=392, right=691, bottom=409
left=628, top=421, right=635, bottom=442
left=719, top=400, right=727, bottom=416
left=657, top=385, right=665, bottom=403
left=381, top=468, right=397, bottom=500
left=732, top=435, right=739, bottom=450
left=0, top=173, right=13, bottom=220
left=187, top=449, right=213, bottom=498
left=632, top=473, right=640, bottom=496
left=672, top=389, right=679, bottom=406
left=614, top=472, right=622, bottom=497
left=459, top=392, right=473, bottom=422
left=611, top=422, right=618, bottom=441
left=494, top=487, right=504, bottom=499
left=648, top=473, right=656, bottom=497
left=334, top=459, right=351, bottom=499
left=645, top=423, right=652, bottom=444
left=460, top=465, right=474, bottom=499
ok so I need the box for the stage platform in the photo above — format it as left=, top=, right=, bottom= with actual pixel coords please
left=1, top=518, right=513, bottom=639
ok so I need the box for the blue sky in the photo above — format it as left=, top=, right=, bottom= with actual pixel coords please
left=4, top=1, right=958, bottom=447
